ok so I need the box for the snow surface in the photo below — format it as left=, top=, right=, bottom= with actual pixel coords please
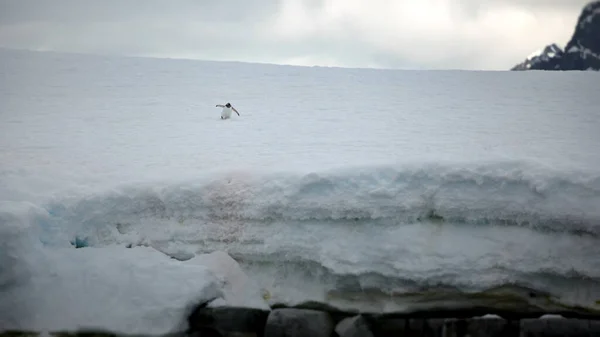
left=0, top=202, right=268, bottom=334
left=527, top=48, right=544, bottom=60
left=1, top=48, right=600, bottom=333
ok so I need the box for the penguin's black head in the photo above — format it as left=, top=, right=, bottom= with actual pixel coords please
left=225, top=103, right=231, bottom=108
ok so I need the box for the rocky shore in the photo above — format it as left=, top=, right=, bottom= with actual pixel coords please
left=3, top=301, right=600, bottom=337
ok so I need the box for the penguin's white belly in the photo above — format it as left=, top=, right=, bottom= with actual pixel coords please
left=221, top=107, right=232, bottom=119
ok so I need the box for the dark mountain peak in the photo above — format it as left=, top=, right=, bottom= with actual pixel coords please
left=511, top=1, right=600, bottom=71
left=511, top=43, right=563, bottom=70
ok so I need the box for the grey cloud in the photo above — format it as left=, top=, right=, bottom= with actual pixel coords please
left=0, top=0, right=277, bottom=24
left=0, top=0, right=277, bottom=56
left=0, top=0, right=594, bottom=70
left=296, top=0, right=589, bottom=18
left=448, top=0, right=590, bottom=22
left=491, top=0, right=589, bottom=10
left=0, top=20, right=270, bottom=57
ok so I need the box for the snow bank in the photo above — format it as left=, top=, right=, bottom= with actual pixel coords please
left=0, top=201, right=50, bottom=328
left=192, top=250, right=271, bottom=310
left=0, top=202, right=46, bottom=287
left=0, top=202, right=268, bottom=335
left=42, top=162, right=600, bottom=249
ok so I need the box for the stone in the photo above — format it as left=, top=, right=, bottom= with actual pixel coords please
left=520, top=318, right=593, bottom=337
left=49, top=331, right=119, bottom=337
left=273, top=300, right=356, bottom=324
left=444, top=318, right=518, bottom=337
left=263, top=308, right=334, bottom=337
left=0, top=332, right=45, bottom=337
left=335, top=315, right=374, bottom=337
left=187, top=305, right=270, bottom=337
left=589, top=320, right=600, bottom=334
left=369, top=318, right=406, bottom=337
left=410, top=319, right=445, bottom=337
left=364, top=316, right=445, bottom=337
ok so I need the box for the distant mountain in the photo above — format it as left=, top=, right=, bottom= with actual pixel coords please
left=511, top=0, right=600, bottom=71
left=512, top=44, right=564, bottom=71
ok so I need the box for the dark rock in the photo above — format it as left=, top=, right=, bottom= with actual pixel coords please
left=590, top=319, right=600, bottom=334
left=511, top=44, right=563, bottom=70
left=369, top=318, right=406, bottom=337
left=270, top=300, right=351, bottom=314
left=365, top=317, right=444, bottom=337
left=444, top=318, right=518, bottom=337
left=520, top=318, right=596, bottom=337
left=263, top=308, right=334, bottom=337
left=70, top=236, right=89, bottom=248
left=270, top=300, right=355, bottom=323
left=50, top=331, right=118, bottom=337
left=187, top=305, right=270, bottom=337
left=561, top=1, right=600, bottom=70
left=410, top=319, right=445, bottom=337
left=186, top=327, right=223, bottom=337
left=0, top=332, right=41, bottom=337
left=335, top=315, right=374, bottom=337
left=511, top=1, right=600, bottom=71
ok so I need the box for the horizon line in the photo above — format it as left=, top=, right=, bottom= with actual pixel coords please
left=0, top=46, right=518, bottom=73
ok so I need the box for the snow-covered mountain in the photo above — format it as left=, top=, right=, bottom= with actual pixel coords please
left=511, top=44, right=563, bottom=70
left=512, top=1, right=600, bottom=71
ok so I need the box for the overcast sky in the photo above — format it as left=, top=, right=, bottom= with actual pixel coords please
left=0, top=0, right=591, bottom=70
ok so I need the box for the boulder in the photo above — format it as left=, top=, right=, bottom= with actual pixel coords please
left=187, top=305, right=270, bottom=337
left=335, top=315, right=374, bottom=337
left=444, top=317, right=518, bottom=337
left=519, top=318, right=597, bottom=337
left=263, top=308, right=334, bottom=337
left=366, top=317, right=444, bottom=337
